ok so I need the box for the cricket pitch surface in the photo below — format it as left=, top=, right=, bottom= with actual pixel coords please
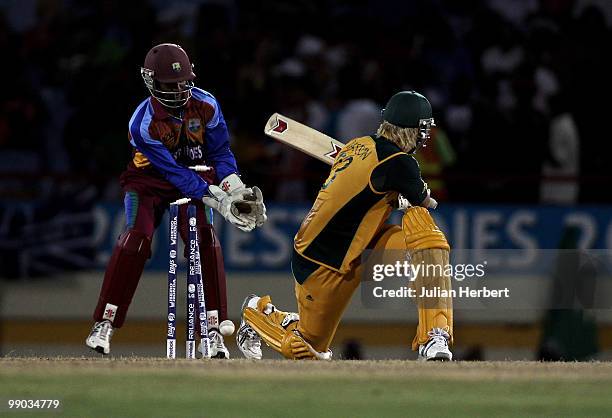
left=1, top=358, right=611, bottom=417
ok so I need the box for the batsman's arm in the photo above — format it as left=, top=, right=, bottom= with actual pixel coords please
left=370, top=154, right=436, bottom=209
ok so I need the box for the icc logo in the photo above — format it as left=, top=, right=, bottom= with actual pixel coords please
left=168, top=313, right=175, bottom=321
left=189, top=218, right=196, bottom=226
left=170, top=250, right=176, bottom=258
left=188, top=284, right=196, bottom=293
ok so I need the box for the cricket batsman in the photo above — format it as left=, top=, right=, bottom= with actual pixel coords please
left=237, top=91, right=453, bottom=360
left=86, top=43, right=266, bottom=357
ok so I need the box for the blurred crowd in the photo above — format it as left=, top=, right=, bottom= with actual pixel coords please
left=1, top=0, right=610, bottom=204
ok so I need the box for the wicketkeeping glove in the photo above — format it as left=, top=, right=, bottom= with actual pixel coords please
left=249, top=186, right=267, bottom=227
left=203, top=184, right=257, bottom=232
left=216, top=174, right=267, bottom=227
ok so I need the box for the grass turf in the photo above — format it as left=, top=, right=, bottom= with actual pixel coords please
left=0, top=358, right=611, bottom=418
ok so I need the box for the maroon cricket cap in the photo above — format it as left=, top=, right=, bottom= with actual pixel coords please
left=143, top=43, right=196, bottom=83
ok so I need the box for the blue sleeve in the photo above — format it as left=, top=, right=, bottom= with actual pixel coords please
left=129, top=103, right=209, bottom=199
left=204, top=103, right=239, bottom=182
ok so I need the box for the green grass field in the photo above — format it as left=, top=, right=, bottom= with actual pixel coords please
left=1, top=358, right=611, bottom=418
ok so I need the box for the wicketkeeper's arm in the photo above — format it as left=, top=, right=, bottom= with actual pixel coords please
left=128, top=131, right=209, bottom=200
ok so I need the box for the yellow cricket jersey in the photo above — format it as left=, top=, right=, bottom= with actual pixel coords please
left=294, top=135, right=428, bottom=274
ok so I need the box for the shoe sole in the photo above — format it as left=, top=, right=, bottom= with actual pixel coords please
left=418, top=352, right=452, bottom=361
left=211, top=352, right=228, bottom=359
left=240, top=351, right=262, bottom=360
left=87, top=343, right=108, bottom=355
left=426, top=353, right=452, bottom=361
left=428, top=355, right=452, bottom=361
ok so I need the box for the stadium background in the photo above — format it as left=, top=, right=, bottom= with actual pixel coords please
left=1, top=0, right=611, bottom=360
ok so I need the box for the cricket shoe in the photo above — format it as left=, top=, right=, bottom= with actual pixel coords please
left=206, top=329, right=230, bottom=359
left=237, top=294, right=262, bottom=359
left=85, top=320, right=114, bottom=355
left=418, top=328, right=452, bottom=361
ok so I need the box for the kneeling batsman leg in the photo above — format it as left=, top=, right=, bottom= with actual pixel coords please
left=243, top=296, right=332, bottom=360
left=402, top=207, right=453, bottom=350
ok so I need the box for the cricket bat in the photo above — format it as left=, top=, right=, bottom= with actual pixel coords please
left=264, top=113, right=344, bottom=165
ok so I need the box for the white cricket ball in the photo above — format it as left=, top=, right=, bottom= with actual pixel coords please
left=219, top=320, right=235, bottom=336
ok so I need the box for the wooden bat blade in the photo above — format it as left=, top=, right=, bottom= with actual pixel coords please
left=264, top=113, right=344, bottom=165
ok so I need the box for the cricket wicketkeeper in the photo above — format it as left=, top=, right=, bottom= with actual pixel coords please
left=237, top=91, right=453, bottom=360
left=86, top=43, right=266, bottom=357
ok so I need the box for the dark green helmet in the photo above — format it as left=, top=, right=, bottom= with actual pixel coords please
left=382, top=90, right=436, bottom=148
